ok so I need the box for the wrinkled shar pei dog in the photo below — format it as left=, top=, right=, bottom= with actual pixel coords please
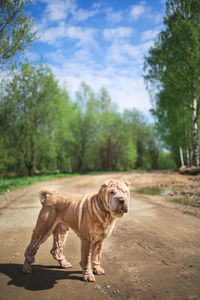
left=23, top=179, right=131, bottom=281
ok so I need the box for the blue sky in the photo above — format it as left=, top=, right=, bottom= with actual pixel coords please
left=25, top=0, right=167, bottom=116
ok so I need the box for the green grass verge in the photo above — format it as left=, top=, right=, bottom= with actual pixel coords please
left=171, top=198, right=200, bottom=207
left=0, top=173, right=80, bottom=195
left=133, top=187, right=164, bottom=195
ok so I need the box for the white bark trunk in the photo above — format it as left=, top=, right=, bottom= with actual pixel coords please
left=191, top=97, right=199, bottom=166
left=179, top=146, right=184, bottom=166
left=186, top=147, right=191, bottom=167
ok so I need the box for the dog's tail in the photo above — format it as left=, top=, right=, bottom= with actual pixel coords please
left=39, top=188, right=57, bottom=205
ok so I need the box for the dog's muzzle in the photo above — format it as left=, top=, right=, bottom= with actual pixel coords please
left=115, top=194, right=129, bottom=213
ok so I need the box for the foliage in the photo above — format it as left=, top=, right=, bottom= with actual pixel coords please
left=0, top=61, right=172, bottom=177
left=0, top=0, right=38, bottom=68
left=144, top=0, right=200, bottom=167
left=158, top=152, right=177, bottom=170
left=0, top=61, right=74, bottom=176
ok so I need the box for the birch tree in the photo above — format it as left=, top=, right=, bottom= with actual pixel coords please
left=144, top=0, right=200, bottom=166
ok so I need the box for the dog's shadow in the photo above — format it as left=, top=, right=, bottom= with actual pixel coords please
left=0, top=263, right=83, bottom=291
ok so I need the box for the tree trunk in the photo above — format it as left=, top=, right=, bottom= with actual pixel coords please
left=191, top=96, right=199, bottom=166
left=28, top=164, right=35, bottom=177
left=186, top=146, right=191, bottom=167
left=68, top=156, right=72, bottom=173
left=179, top=146, right=184, bottom=167
left=24, top=137, right=35, bottom=177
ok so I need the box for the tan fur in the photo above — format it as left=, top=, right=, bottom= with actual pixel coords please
left=39, top=187, right=57, bottom=205
left=23, top=179, right=131, bottom=282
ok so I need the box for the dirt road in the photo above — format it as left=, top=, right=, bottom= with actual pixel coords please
left=0, top=172, right=200, bottom=300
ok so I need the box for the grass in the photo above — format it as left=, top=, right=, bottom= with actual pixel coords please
left=134, top=187, right=164, bottom=195
left=0, top=173, right=80, bottom=195
left=171, top=198, right=200, bottom=207
left=0, top=170, right=143, bottom=195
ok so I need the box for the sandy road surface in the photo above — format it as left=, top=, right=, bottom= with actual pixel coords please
left=0, top=172, right=200, bottom=300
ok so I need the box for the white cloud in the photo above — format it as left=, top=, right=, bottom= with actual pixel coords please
left=109, top=77, right=151, bottom=113
left=105, top=7, right=122, bottom=24
left=145, top=12, right=164, bottom=25
left=23, top=50, right=40, bottom=62
left=106, top=43, right=128, bottom=64
left=40, top=22, right=66, bottom=44
left=44, top=0, right=76, bottom=21
left=154, top=13, right=163, bottom=24
left=103, top=27, right=134, bottom=41
left=106, top=40, right=154, bottom=66
left=141, top=28, right=161, bottom=42
left=46, top=49, right=66, bottom=63
left=130, top=1, right=148, bottom=21
left=67, top=26, right=97, bottom=47
left=40, top=22, right=97, bottom=47
left=46, top=39, right=153, bottom=115
left=124, top=41, right=154, bottom=62
left=72, top=8, right=99, bottom=22
left=50, top=61, right=151, bottom=114
left=29, top=0, right=155, bottom=116
left=40, top=0, right=100, bottom=23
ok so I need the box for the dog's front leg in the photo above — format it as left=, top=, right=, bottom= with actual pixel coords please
left=92, top=240, right=105, bottom=275
left=80, top=238, right=95, bottom=282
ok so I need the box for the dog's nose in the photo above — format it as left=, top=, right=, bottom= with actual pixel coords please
left=118, top=198, right=128, bottom=212
left=119, top=199, right=125, bottom=205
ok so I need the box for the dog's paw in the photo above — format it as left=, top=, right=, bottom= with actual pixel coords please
left=22, top=263, right=31, bottom=274
left=93, top=267, right=105, bottom=275
left=83, top=273, right=96, bottom=282
left=59, top=259, right=72, bottom=269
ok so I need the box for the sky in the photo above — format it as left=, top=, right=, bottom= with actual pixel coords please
left=25, top=0, right=167, bottom=117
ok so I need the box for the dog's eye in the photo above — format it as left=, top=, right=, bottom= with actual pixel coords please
left=110, top=191, right=115, bottom=195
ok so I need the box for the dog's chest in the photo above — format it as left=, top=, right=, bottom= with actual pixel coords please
left=94, top=219, right=116, bottom=239
left=104, top=219, right=116, bottom=237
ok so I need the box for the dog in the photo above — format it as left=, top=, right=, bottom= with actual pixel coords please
left=23, top=179, right=131, bottom=281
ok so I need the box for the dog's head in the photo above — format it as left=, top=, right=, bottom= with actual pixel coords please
left=98, top=179, right=131, bottom=217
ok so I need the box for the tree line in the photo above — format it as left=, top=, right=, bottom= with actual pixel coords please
left=0, top=62, right=176, bottom=176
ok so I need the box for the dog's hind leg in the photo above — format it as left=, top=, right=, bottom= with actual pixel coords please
left=50, top=223, right=72, bottom=268
left=23, top=206, right=57, bottom=274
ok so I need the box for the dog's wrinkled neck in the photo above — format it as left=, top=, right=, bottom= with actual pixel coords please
left=97, top=195, right=110, bottom=214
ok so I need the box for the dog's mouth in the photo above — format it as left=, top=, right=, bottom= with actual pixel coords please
left=117, top=197, right=129, bottom=214
left=120, top=206, right=128, bottom=214
left=123, top=206, right=128, bottom=213
left=109, top=194, right=129, bottom=216
left=113, top=205, right=128, bottom=216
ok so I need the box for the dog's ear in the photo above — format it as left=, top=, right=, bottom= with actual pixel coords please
left=101, top=179, right=111, bottom=187
left=123, top=180, right=131, bottom=186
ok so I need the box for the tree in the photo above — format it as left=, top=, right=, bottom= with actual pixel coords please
left=123, top=109, right=160, bottom=170
left=74, top=82, right=99, bottom=171
left=0, top=0, right=37, bottom=68
left=95, top=89, right=124, bottom=170
left=151, top=88, right=193, bottom=166
left=144, top=0, right=200, bottom=166
left=0, top=75, right=165, bottom=176
left=98, top=113, right=126, bottom=170
left=0, top=61, right=70, bottom=176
